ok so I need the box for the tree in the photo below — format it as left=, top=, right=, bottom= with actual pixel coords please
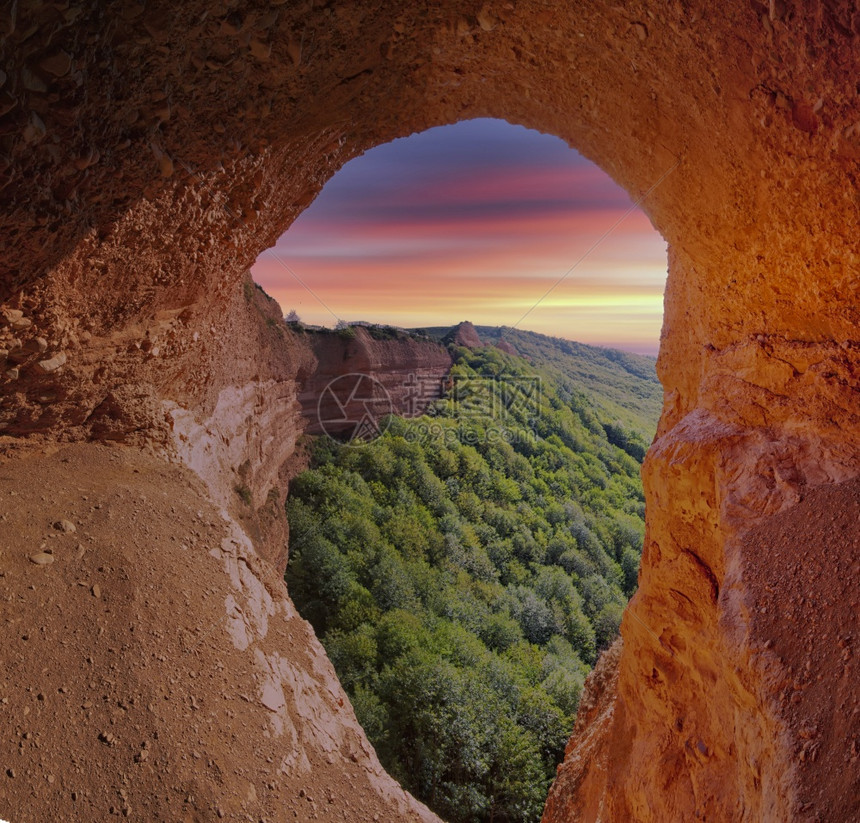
left=485, top=719, right=547, bottom=823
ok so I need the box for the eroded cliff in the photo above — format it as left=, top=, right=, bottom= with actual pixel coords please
left=298, top=326, right=453, bottom=440
left=2, top=0, right=860, bottom=821
left=0, top=279, right=452, bottom=821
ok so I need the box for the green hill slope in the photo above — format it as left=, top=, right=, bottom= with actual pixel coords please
left=419, top=325, right=661, bottom=442
left=476, top=326, right=661, bottom=440
left=286, top=337, right=662, bottom=823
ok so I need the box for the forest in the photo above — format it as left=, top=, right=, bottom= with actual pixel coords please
left=286, top=335, right=660, bottom=823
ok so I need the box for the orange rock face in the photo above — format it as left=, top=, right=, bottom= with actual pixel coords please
left=299, top=327, right=453, bottom=439
left=444, top=321, right=485, bottom=349
left=2, top=0, right=860, bottom=821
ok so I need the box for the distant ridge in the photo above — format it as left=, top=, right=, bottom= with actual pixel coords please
left=415, top=323, right=662, bottom=440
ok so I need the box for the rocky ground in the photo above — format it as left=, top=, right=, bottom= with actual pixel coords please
left=741, top=478, right=860, bottom=823
left=0, top=439, right=439, bottom=823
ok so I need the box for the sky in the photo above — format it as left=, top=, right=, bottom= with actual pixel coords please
left=251, top=118, right=667, bottom=355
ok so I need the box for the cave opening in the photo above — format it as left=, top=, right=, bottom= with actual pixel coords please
left=5, top=2, right=856, bottom=821
left=268, top=117, right=668, bottom=823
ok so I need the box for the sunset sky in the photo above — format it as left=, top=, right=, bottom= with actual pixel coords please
left=251, top=118, right=668, bottom=355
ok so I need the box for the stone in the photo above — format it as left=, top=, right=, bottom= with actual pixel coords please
left=22, top=112, right=46, bottom=144
left=91, top=583, right=101, bottom=598
left=10, top=317, right=31, bottom=330
left=21, top=66, right=47, bottom=93
left=23, top=337, right=48, bottom=353
left=73, top=149, right=99, bottom=171
left=36, top=352, right=67, bottom=373
left=260, top=681, right=284, bottom=713
left=29, top=551, right=54, bottom=565
left=477, top=7, right=495, bottom=31
left=54, top=519, right=76, bottom=533
left=632, top=21, right=648, bottom=40
left=249, top=39, right=271, bottom=61
left=40, top=51, right=72, bottom=78
left=5, top=367, right=18, bottom=380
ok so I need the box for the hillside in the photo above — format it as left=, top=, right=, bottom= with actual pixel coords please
left=420, top=325, right=662, bottom=442
left=286, top=336, right=661, bottom=823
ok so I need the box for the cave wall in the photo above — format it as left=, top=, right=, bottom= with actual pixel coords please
left=2, top=1, right=860, bottom=820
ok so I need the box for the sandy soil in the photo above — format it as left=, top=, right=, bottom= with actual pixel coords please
left=0, top=439, right=439, bottom=823
left=741, top=477, right=860, bottom=823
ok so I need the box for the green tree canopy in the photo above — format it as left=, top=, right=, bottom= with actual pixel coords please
left=287, top=342, right=655, bottom=823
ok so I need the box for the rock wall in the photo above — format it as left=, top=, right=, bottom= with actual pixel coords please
left=2, top=1, right=860, bottom=821
left=298, top=327, right=453, bottom=439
